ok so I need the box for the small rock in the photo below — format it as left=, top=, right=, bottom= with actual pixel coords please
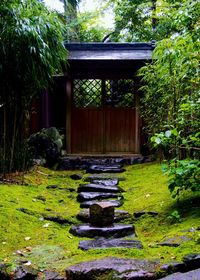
left=70, top=174, right=82, bottom=180
left=34, top=195, right=46, bottom=202
left=0, top=263, right=9, bottom=280
left=46, top=185, right=59, bottom=189
left=134, top=211, right=159, bottom=218
left=13, top=265, right=38, bottom=280
left=39, top=270, right=67, bottom=280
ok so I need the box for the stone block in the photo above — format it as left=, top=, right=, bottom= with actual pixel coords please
left=90, top=202, right=115, bottom=227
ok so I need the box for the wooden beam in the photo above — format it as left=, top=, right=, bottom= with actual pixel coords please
left=66, top=78, right=72, bottom=154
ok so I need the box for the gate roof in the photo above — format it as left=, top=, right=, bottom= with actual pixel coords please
left=65, top=42, right=154, bottom=79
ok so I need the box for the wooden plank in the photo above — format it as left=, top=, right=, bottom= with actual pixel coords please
left=66, top=79, right=72, bottom=153
left=105, top=108, right=136, bottom=153
left=71, top=108, right=103, bottom=153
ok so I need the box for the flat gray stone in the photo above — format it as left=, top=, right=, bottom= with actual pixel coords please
left=78, top=184, right=124, bottom=193
left=79, top=238, right=143, bottom=250
left=65, top=257, right=159, bottom=280
left=92, top=179, right=119, bottom=186
left=69, top=224, right=135, bottom=238
left=80, top=199, right=123, bottom=208
left=77, top=192, right=123, bottom=202
left=77, top=209, right=131, bottom=222
left=159, top=236, right=192, bottom=247
left=87, top=164, right=125, bottom=174
left=85, top=174, right=126, bottom=182
left=160, top=268, right=200, bottom=279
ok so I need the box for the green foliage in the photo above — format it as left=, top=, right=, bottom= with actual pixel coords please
left=137, top=0, right=200, bottom=197
left=0, top=0, right=67, bottom=174
left=111, top=0, right=200, bottom=42
left=163, top=160, right=200, bottom=198
left=28, top=127, right=63, bottom=167
left=167, top=210, right=182, bottom=223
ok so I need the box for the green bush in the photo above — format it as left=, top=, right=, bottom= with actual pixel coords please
left=163, top=160, right=200, bottom=198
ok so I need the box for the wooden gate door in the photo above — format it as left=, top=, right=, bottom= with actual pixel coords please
left=71, top=79, right=139, bottom=154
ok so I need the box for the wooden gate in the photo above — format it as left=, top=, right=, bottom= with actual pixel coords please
left=70, top=79, right=139, bottom=154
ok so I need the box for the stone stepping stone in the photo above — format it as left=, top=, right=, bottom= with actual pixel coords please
left=77, top=192, right=123, bottom=202
left=87, top=164, right=125, bottom=174
left=85, top=174, right=126, bottom=182
left=92, top=179, right=119, bottom=186
left=77, top=209, right=131, bottom=223
left=77, top=184, right=124, bottom=193
left=158, top=236, right=192, bottom=247
left=159, top=268, right=200, bottom=280
left=69, top=224, right=135, bottom=238
left=79, top=237, right=143, bottom=250
left=65, top=257, right=159, bottom=280
left=80, top=199, right=123, bottom=208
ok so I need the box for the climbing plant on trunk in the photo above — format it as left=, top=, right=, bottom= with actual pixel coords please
left=0, top=0, right=67, bottom=174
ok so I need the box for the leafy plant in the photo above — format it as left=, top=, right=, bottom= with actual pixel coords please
left=0, top=0, right=67, bottom=174
left=167, top=210, right=182, bottom=223
left=163, top=160, right=200, bottom=198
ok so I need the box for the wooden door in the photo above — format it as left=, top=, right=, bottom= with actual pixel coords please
left=71, top=79, right=139, bottom=154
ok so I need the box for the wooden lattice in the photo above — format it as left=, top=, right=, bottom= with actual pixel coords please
left=73, top=79, right=102, bottom=108
left=73, top=79, right=134, bottom=108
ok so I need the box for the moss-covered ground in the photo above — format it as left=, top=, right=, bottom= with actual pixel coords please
left=0, top=163, right=199, bottom=275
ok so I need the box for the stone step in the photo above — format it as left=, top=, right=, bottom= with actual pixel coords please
left=77, top=209, right=131, bottom=223
left=77, top=184, right=124, bottom=193
left=85, top=174, right=126, bottom=182
left=77, top=192, right=123, bottom=202
left=69, top=224, right=135, bottom=238
left=87, top=164, right=125, bottom=174
left=78, top=238, right=143, bottom=251
left=80, top=199, right=123, bottom=208
left=92, top=179, right=119, bottom=186
left=65, top=257, right=159, bottom=280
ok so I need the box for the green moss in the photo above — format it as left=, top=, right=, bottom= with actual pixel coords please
left=0, top=163, right=199, bottom=275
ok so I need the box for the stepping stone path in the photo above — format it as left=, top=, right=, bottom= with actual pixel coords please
left=70, top=163, right=143, bottom=250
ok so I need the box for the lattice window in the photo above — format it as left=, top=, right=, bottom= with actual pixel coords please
left=73, top=79, right=102, bottom=108
left=105, top=79, right=134, bottom=107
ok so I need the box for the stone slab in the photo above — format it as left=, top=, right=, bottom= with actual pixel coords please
left=160, top=268, right=200, bottom=279
left=158, top=236, right=192, bottom=247
left=80, top=200, right=123, bottom=208
left=78, top=184, right=124, bottom=193
left=79, top=237, right=143, bottom=250
left=92, top=179, right=119, bottom=186
left=65, top=257, right=159, bottom=280
left=77, top=209, right=131, bottom=222
left=87, top=164, right=125, bottom=174
left=85, top=174, right=126, bottom=182
left=69, top=224, right=135, bottom=238
left=77, top=192, right=123, bottom=202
